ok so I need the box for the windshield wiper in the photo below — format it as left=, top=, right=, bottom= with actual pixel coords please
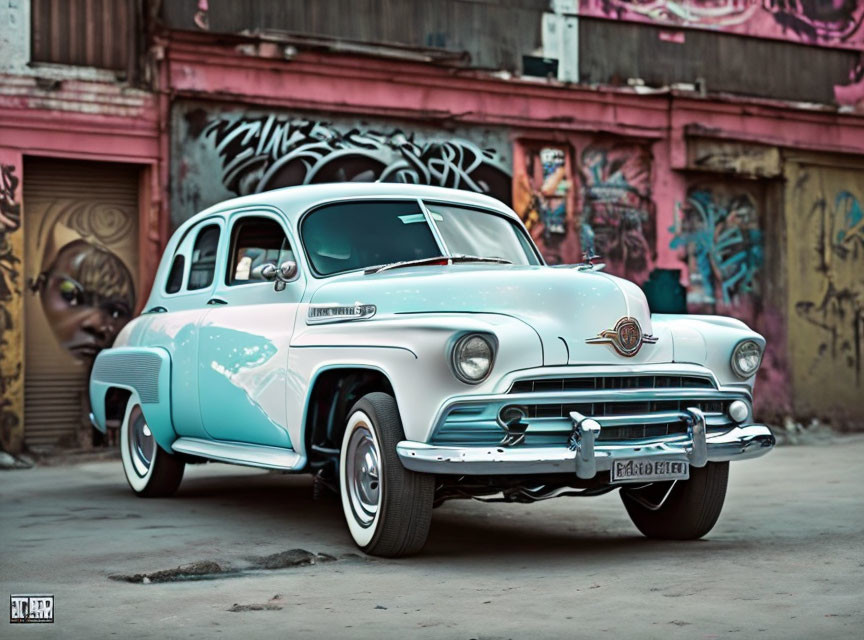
left=364, top=254, right=512, bottom=275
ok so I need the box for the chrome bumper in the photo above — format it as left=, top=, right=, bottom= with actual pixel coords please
left=396, top=423, right=776, bottom=477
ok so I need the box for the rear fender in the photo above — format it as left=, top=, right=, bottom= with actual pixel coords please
left=89, top=347, right=176, bottom=451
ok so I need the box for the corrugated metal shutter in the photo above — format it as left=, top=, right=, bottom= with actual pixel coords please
left=30, top=0, right=135, bottom=72
left=23, top=159, right=140, bottom=449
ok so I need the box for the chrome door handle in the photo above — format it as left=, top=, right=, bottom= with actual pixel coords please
left=207, top=297, right=228, bottom=305
left=144, top=306, right=168, bottom=314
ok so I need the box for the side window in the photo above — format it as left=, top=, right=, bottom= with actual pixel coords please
left=227, top=216, right=295, bottom=285
left=187, top=225, right=220, bottom=291
left=164, top=255, right=185, bottom=294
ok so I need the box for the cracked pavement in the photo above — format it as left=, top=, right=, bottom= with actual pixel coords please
left=2, top=437, right=863, bottom=639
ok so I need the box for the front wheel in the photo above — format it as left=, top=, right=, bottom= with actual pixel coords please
left=120, top=400, right=185, bottom=497
left=339, top=392, right=434, bottom=557
left=620, top=462, right=729, bottom=540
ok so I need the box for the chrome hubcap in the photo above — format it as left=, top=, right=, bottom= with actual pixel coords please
left=128, top=405, right=155, bottom=477
left=346, top=425, right=381, bottom=527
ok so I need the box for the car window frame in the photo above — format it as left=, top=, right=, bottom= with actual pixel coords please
left=160, top=216, right=226, bottom=299
left=223, top=209, right=299, bottom=288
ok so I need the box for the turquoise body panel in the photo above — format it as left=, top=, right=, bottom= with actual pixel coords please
left=89, top=346, right=176, bottom=452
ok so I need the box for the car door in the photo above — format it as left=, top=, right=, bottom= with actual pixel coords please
left=145, top=217, right=225, bottom=439
left=197, top=209, right=306, bottom=448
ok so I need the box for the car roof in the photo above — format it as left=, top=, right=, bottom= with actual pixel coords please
left=187, top=182, right=518, bottom=228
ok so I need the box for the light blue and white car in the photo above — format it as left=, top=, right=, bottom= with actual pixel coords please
left=89, top=183, right=775, bottom=556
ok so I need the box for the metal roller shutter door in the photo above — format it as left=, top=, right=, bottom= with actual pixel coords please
left=23, top=158, right=139, bottom=449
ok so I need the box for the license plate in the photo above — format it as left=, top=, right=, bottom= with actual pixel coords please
left=611, top=459, right=689, bottom=483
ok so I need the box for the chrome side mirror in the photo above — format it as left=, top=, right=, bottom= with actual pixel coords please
left=253, top=263, right=278, bottom=281
left=273, top=260, right=298, bottom=292
left=279, top=260, right=298, bottom=281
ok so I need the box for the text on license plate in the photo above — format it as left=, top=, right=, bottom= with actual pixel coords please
left=611, top=459, right=690, bottom=483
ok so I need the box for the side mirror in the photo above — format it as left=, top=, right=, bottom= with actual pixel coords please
left=252, top=263, right=278, bottom=281
left=279, top=260, right=298, bottom=281
left=273, top=260, right=298, bottom=292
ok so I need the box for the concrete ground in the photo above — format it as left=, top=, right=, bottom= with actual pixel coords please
left=2, top=438, right=862, bottom=639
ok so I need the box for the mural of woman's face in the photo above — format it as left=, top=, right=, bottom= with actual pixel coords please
left=38, top=240, right=135, bottom=361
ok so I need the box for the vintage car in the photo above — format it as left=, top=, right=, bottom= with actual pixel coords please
left=89, top=183, right=775, bottom=557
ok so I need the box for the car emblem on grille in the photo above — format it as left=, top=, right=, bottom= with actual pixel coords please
left=585, top=317, right=658, bottom=357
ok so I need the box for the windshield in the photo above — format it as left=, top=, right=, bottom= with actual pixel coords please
left=301, top=199, right=540, bottom=277
left=424, top=202, right=539, bottom=266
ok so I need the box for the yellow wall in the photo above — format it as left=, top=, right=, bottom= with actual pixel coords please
left=785, top=156, right=864, bottom=424
left=0, top=152, right=24, bottom=453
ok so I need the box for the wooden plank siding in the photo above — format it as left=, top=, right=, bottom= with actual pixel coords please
left=578, top=17, right=859, bottom=105
left=31, top=0, right=136, bottom=72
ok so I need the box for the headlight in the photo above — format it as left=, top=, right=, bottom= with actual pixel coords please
left=731, top=340, right=762, bottom=378
left=451, top=334, right=494, bottom=384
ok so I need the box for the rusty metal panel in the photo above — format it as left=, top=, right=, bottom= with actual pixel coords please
left=786, top=160, right=864, bottom=425
left=578, top=17, right=858, bottom=104
left=686, top=139, right=782, bottom=179
left=160, top=0, right=547, bottom=71
left=31, top=0, right=134, bottom=71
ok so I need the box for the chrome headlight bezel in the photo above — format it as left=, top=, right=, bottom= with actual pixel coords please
left=730, top=339, right=763, bottom=379
left=450, top=333, right=496, bottom=384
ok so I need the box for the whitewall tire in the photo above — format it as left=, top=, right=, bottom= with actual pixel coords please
left=120, top=398, right=185, bottom=497
left=339, top=392, right=434, bottom=557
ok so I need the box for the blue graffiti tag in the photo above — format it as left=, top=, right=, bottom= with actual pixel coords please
left=669, top=188, right=763, bottom=306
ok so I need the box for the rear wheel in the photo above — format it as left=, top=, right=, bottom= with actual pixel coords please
left=620, top=462, right=729, bottom=540
left=120, top=400, right=185, bottom=497
left=339, top=392, right=434, bottom=557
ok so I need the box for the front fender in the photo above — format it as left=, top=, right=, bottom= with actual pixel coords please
left=289, top=312, right=543, bottom=445
left=652, top=313, right=765, bottom=389
left=89, top=346, right=176, bottom=451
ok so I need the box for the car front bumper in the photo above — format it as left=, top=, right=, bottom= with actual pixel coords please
left=396, top=421, right=776, bottom=478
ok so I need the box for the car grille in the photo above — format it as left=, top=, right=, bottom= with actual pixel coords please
left=509, top=374, right=715, bottom=394
left=431, top=373, right=732, bottom=448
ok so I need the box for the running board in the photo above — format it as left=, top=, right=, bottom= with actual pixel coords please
left=171, top=437, right=304, bottom=471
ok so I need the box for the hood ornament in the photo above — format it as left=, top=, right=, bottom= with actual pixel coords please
left=586, top=317, right=658, bottom=357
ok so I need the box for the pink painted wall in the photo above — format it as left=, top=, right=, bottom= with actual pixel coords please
left=577, top=0, right=864, bottom=50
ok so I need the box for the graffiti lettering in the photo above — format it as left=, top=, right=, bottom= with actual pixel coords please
left=203, top=116, right=512, bottom=205
left=0, top=164, right=21, bottom=347
left=670, top=185, right=763, bottom=307
left=796, top=284, right=863, bottom=382
left=0, top=164, right=22, bottom=449
left=795, top=183, right=864, bottom=383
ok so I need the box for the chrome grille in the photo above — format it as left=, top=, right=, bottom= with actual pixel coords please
left=515, top=399, right=728, bottom=420
left=431, top=373, right=737, bottom=448
left=509, top=375, right=715, bottom=394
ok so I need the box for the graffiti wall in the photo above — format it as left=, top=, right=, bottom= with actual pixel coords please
left=578, top=0, right=864, bottom=49
left=513, top=144, right=580, bottom=265
left=786, top=160, right=864, bottom=423
left=669, top=181, right=765, bottom=313
left=580, top=141, right=656, bottom=281
left=513, top=137, right=656, bottom=280
left=0, top=156, right=23, bottom=453
left=172, top=105, right=512, bottom=227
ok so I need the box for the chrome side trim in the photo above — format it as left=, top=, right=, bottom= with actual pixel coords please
left=171, top=437, right=304, bottom=471
left=396, top=424, right=775, bottom=476
left=306, top=302, right=377, bottom=325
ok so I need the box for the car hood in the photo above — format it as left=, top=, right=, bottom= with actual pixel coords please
left=308, top=264, right=674, bottom=366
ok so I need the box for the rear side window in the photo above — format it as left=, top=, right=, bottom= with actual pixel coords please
left=164, top=255, right=185, bottom=294
left=188, top=225, right=220, bottom=290
left=227, top=216, right=295, bottom=285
